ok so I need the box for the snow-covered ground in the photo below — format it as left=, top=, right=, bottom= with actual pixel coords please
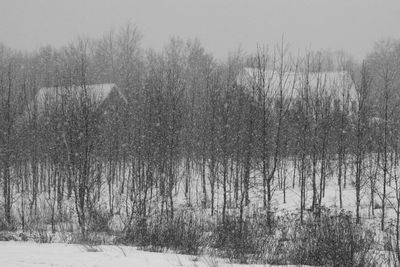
left=0, top=241, right=298, bottom=267
left=1, top=156, right=395, bottom=266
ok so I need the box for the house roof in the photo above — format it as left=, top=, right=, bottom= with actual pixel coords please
left=14, top=84, right=127, bottom=126
left=238, top=68, right=357, bottom=101
left=32, top=83, right=127, bottom=113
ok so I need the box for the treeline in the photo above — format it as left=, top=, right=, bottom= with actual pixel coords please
left=1, top=24, right=400, bottom=249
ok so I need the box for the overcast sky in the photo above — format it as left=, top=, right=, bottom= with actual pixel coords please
left=1, top=0, right=399, bottom=60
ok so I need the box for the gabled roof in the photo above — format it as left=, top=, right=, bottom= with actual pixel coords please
left=15, top=84, right=127, bottom=127
left=238, top=68, right=357, bottom=101
left=32, top=83, right=127, bottom=114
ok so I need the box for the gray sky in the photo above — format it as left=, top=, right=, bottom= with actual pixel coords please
left=1, top=0, right=399, bottom=60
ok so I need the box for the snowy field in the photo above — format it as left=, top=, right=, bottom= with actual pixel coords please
left=0, top=170, right=391, bottom=266
left=0, top=241, right=302, bottom=267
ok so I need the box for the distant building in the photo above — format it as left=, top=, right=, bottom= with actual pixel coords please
left=237, top=68, right=357, bottom=111
left=36, top=83, right=126, bottom=111
left=19, top=83, right=127, bottom=121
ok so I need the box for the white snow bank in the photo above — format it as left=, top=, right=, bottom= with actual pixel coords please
left=0, top=241, right=302, bottom=267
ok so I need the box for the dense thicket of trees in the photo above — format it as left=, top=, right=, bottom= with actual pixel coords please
left=1, top=26, right=400, bottom=254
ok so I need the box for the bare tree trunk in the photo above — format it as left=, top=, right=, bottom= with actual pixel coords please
left=201, top=155, right=207, bottom=209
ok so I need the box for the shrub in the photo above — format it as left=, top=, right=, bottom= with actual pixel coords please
left=288, top=208, right=376, bottom=266
left=88, top=208, right=112, bottom=232
left=212, top=212, right=273, bottom=264
left=122, top=210, right=208, bottom=255
left=0, top=217, right=17, bottom=232
left=121, top=208, right=378, bottom=265
left=0, top=210, right=17, bottom=231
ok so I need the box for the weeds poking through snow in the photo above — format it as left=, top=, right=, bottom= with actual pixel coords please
left=81, top=244, right=103, bottom=253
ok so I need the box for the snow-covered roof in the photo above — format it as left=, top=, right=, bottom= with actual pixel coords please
left=32, top=83, right=126, bottom=113
left=238, top=68, right=357, bottom=101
